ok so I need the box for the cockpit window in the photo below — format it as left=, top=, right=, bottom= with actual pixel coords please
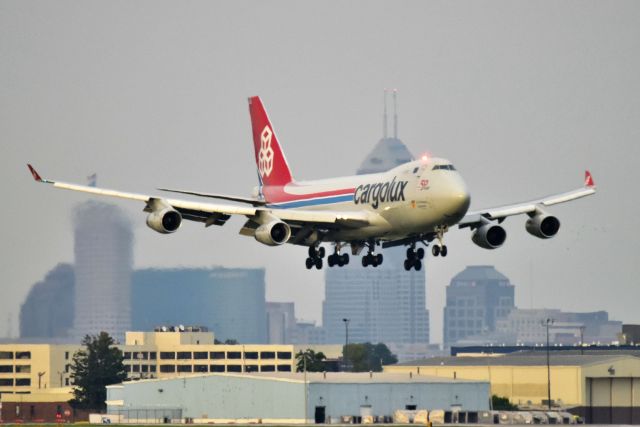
left=432, top=164, right=456, bottom=171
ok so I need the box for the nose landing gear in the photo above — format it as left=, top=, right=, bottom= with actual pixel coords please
left=431, top=225, right=448, bottom=257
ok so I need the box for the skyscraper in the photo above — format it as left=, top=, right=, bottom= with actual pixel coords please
left=72, top=201, right=133, bottom=342
left=443, top=265, right=515, bottom=347
left=322, top=91, right=430, bottom=345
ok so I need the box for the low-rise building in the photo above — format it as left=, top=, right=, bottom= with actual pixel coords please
left=385, top=353, right=640, bottom=424
left=106, top=372, right=489, bottom=423
left=0, top=329, right=295, bottom=398
left=0, top=343, right=79, bottom=396
left=122, top=329, right=295, bottom=377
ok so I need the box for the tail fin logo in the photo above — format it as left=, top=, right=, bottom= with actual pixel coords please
left=258, top=126, right=274, bottom=178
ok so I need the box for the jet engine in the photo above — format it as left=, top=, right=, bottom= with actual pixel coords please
left=472, top=223, right=507, bottom=249
left=526, top=212, right=560, bottom=239
left=146, top=207, right=182, bottom=234
left=254, top=220, right=291, bottom=246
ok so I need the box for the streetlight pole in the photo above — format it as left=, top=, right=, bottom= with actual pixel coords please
left=342, top=318, right=350, bottom=372
left=544, top=318, right=554, bottom=410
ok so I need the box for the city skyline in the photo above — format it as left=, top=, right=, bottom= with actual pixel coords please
left=2, top=2, right=639, bottom=343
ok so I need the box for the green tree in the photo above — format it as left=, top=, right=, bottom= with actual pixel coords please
left=70, top=332, right=127, bottom=410
left=492, top=395, right=518, bottom=410
left=296, top=349, right=327, bottom=372
left=344, top=343, right=398, bottom=372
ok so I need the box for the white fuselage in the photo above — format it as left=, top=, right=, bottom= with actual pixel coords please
left=261, top=157, right=471, bottom=242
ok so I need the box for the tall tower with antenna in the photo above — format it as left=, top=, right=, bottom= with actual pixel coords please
left=325, top=90, right=430, bottom=346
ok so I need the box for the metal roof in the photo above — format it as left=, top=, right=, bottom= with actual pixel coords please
left=113, top=371, right=486, bottom=386
left=245, top=371, right=483, bottom=384
left=393, top=354, right=634, bottom=367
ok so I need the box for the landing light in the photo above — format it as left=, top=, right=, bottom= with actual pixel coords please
left=420, top=154, right=430, bottom=162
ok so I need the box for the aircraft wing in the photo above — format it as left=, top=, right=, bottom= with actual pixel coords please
left=27, top=165, right=372, bottom=229
left=157, top=187, right=267, bottom=206
left=458, top=170, right=596, bottom=228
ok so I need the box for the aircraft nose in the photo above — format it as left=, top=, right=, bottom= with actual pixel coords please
left=446, top=178, right=471, bottom=219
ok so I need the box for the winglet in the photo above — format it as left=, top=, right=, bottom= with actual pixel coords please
left=27, top=164, right=43, bottom=182
left=585, top=170, right=595, bottom=188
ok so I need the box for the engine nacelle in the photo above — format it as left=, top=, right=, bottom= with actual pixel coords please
left=472, top=223, right=507, bottom=249
left=254, top=221, right=291, bottom=246
left=526, top=213, right=560, bottom=239
left=146, top=208, right=182, bottom=234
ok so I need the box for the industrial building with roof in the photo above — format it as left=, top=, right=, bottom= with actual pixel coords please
left=106, top=371, right=490, bottom=424
left=385, top=352, right=640, bottom=424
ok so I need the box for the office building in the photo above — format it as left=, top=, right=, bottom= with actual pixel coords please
left=72, top=201, right=133, bottom=342
left=266, top=302, right=296, bottom=344
left=294, top=321, right=327, bottom=345
left=443, top=266, right=515, bottom=347
left=323, top=268, right=429, bottom=344
left=494, top=309, right=622, bottom=345
left=132, top=268, right=268, bottom=344
left=0, top=343, right=79, bottom=395
left=20, top=264, right=74, bottom=339
left=121, top=329, right=294, bottom=377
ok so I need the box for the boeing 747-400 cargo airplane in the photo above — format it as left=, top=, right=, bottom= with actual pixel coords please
left=28, top=96, right=596, bottom=271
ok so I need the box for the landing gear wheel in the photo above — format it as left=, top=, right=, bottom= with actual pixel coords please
left=440, top=245, right=448, bottom=257
left=416, top=247, right=425, bottom=259
left=318, top=247, right=326, bottom=258
left=305, top=258, right=313, bottom=269
left=432, top=245, right=441, bottom=257
left=414, top=260, right=422, bottom=271
left=314, top=258, right=323, bottom=270
left=327, top=255, right=335, bottom=267
left=362, top=256, right=369, bottom=267
left=406, top=248, right=415, bottom=259
left=376, top=253, right=383, bottom=265
left=341, top=253, right=349, bottom=265
left=308, top=246, right=317, bottom=258
left=404, top=259, right=411, bottom=271
left=371, top=256, right=378, bottom=267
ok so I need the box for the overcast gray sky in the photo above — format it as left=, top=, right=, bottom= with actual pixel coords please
left=2, top=1, right=639, bottom=344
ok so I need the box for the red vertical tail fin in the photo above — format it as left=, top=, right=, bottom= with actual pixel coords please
left=248, top=96, right=294, bottom=189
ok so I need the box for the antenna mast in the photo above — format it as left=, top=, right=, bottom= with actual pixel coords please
left=383, top=89, right=388, bottom=139
left=393, top=89, right=398, bottom=139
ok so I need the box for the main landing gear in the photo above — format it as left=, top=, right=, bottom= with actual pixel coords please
left=404, top=245, right=425, bottom=271
left=327, top=244, right=350, bottom=267
left=305, top=246, right=325, bottom=270
left=362, top=241, right=383, bottom=268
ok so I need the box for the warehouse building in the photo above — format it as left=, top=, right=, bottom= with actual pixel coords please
left=106, top=372, right=489, bottom=423
left=385, top=353, right=640, bottom=424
